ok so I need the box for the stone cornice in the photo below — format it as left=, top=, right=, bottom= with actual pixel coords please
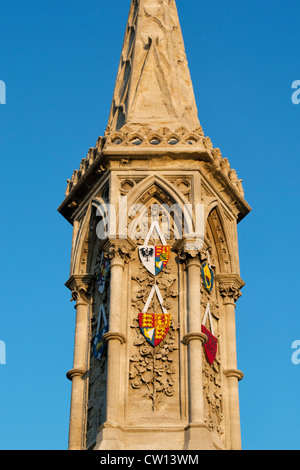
left=57, top=134, right=251, bottom=226
left=104, top=125, right=206, bottom=149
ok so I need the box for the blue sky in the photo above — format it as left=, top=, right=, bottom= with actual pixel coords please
left=0, top=0, right=299, bottom=450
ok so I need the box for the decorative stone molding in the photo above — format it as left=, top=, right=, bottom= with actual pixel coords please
left=63, top=137, right=245, bottom=210
left=223, top=369, right=244, bottom=382
left=98, top=237, right=136, bottom=264
left=102, top=332, right=127, bottom=345
left=105, top=125, right=207, bottom=149
left=65, top=140, right=106, bottom=197
left=219, top=284, right=242, bottom=303
left=173, top=237, right=204, bottom=263
left=183, top=332, right=208, bottom=346
left=66, top=368, right=87, bottom=381
left=65, top=274, right=94, bottom=305
left=211, top=148, right=245, bottom=198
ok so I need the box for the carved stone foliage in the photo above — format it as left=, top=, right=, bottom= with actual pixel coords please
left=129, top=317, right=179, bottom=410
left=200, top=243, right=225, bottom=442
left=219, top=284, right=242, bottom=302
left=129, top=221, right=180, bottom=414
left=130, top=261, right=179, bottom=410
left=203, top=355, right=224, bottom=438
left=97, top=238, right=135, bottom=264
left=201, top=301, right=224, bottom=440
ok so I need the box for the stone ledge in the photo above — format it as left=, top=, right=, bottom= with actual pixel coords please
left=103, top=331, right=127, bottom=345
left=182, top=332, right=208, bottom=345
left=223, top=369, right=244, bottom=381
left=66, top=368, right=87, bottom=381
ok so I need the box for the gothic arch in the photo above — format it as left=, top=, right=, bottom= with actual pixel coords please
left=206, top=205, right=235, bottom=274
left=122, top=174, right=195, bottom=243
left=71, top=205, right=91, bottom=275
left=71, top=196, right=108, bottom=275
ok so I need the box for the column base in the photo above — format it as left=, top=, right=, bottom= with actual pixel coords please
left=94, top=422, right=125, bottom=450
left=184, top=423, right=217, bottom=450
left=94, top=422, right=221, bottom=450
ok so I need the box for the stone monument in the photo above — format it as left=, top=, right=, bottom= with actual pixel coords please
left=58, top=0, right=251, bottom=450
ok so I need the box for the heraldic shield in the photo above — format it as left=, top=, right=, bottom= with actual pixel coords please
left=95, top=252, right=110, bottom=295
left=93, top=304, right=108, bottom=361
left=201, top=303, right=217, bottom=364
left=201, top=262, right=214, bottom=293
left=139, top=285, right=171, bottom=347
left=139, top=313, right=171, bottom=347
left=138, top=221, right=171, bottom=276
left=93, top=324, right=108, bottom=360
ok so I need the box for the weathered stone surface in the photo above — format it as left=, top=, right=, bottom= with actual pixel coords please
left=59, top=0, right=251, bottom=451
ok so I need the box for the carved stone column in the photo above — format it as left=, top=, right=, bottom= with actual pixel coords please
left=174, top=241, right=214, bottom=450
left=95, top=238, right=135, bottom=450
left=216, top=273, right=245, bottom=450
left=65, top=274, right=94, bottom=450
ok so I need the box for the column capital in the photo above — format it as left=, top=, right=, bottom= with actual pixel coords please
left=173, top=237, right=205, bottom=264
left=215, top=273, right=245, bottom=304
left=98, top=237, right=136, bottom=264
left=65, top=274, right=94, bottom=305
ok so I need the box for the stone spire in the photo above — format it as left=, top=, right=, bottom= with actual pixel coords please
left=106, top=0, right=202, bottom=135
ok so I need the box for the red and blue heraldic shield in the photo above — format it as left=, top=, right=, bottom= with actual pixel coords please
left=201, top=324, right=217, bottom=364
left=139, top=313, right=171, bottom=347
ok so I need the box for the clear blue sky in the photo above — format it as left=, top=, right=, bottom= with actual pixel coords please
left=0, top=0, right=299, bottom=450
